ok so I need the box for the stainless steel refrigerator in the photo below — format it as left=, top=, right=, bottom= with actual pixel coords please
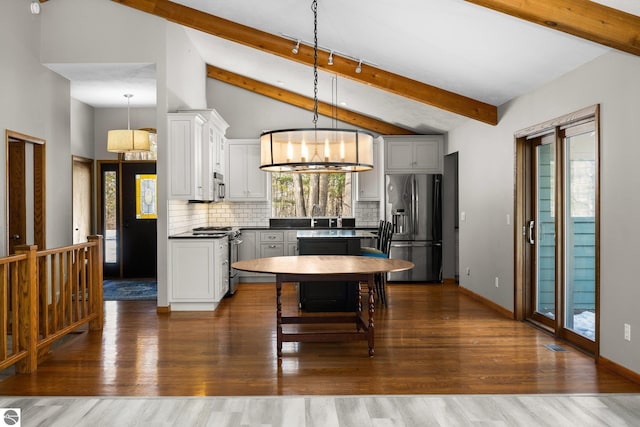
left=385, top=174, right=442, bottom=282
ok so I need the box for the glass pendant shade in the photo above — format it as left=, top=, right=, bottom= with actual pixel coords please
left=107, top=129, right=151, bottom=153
left=260, top=128, right=374, bottom=173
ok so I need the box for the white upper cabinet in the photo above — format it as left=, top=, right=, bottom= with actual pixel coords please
left=168, top=110, right=229, bottom=201
left=167, top=113, right=205, bottom=200
left=226, top=139, right=269, bottom=201
left=355, top=139, right=381, bottom=201
left=204, top=109, right=228, bottom=176
left=383, top=135, right=443, bottom=174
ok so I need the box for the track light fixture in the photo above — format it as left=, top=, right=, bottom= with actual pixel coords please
left=292, top=40, right=301, bottom=54
left=30, top=0, right=40, bottom=14
left=280, top=33, right=376, bottom=74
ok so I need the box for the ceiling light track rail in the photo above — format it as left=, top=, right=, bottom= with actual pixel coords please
left=280, top=32, right=378, bottom=73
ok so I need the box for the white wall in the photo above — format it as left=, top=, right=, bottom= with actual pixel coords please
left=166, top=24, right=208, bottom=111
left=0, top=1, right=73, bottom=256
left=207, top=79, right=362, bottom=139
left=71, top=99, right=95, bottom=159
left=448, top=50, right=640, bottom=374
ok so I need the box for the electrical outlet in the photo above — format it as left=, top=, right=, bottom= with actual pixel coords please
left=495, top=277, right=499, bottom=288
left=624, top=323, right=631, bottom=341
left=466, top=267, right=471, bottom=276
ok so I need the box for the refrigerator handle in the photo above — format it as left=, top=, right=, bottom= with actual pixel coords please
left=412, top=175, right=418, bottom=235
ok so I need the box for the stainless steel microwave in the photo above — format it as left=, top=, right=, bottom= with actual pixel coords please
left=213, top=172, right=225, bottom=202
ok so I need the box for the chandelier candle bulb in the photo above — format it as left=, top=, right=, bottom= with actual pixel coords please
left=287, top=141, right=293, bottom=162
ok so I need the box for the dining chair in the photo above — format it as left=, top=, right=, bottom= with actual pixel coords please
left=360, top=219, right=385, bottom=256
left=361, top=220, right=393, bottom=305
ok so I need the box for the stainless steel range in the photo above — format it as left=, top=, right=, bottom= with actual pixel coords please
left=192, top=226, right=242, bottom=295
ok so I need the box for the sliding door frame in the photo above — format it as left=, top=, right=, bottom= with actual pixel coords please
left=514, top=104, right=600, bottom=357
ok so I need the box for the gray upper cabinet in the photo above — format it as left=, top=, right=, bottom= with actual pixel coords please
left=383, top=135, right=443, bottom=174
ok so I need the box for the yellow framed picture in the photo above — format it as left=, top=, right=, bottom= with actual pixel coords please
left=136, top=174, right=157, bottom=219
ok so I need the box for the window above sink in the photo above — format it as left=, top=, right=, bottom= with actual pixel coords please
left=271, top=172, right=353, bottom=218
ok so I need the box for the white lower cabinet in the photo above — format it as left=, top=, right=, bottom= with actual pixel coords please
left=169, top=237, right=228, bottom=311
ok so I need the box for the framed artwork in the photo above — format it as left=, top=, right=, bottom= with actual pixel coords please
left=136, top=174, right=157, bottom=219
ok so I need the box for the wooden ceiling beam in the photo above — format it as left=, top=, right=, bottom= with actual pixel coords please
left=465, top=0, right=640, bottom=57
left=111, top=0, right=498, bottom=125
left=207, top=65, right=414, bottom=135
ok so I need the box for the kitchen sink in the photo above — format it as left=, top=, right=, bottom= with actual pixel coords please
left=268, top=217, right=355, bottom=228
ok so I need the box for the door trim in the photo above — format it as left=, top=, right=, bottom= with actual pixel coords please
left=5, top=130, right=46, bottom=254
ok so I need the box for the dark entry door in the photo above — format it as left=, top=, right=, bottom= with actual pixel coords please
left=121, top=162, right=157, bottom=278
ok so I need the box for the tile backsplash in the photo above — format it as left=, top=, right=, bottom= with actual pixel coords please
left=208, top=202, right=271, bottom=227
left=168, top=199, right=381, bottom=234
left=168, top=200, right=209, bottom=235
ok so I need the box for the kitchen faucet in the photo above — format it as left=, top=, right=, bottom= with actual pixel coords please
left=311, top=204, right=321, bottom=227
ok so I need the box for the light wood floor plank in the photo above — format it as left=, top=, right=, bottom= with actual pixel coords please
left=0, top=395, right=637, bottom=426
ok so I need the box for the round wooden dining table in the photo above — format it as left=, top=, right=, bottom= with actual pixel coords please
left=232, top=255, right=414, bottom=357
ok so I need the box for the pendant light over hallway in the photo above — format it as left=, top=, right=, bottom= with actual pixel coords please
left=107, top=94, right=150, bottom=153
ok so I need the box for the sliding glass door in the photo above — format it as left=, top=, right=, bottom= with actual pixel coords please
left=517, top=106, right=599, bottom=355
left=531, top=135, right=556, bottom=329
left=563, top=124, right=597, bottom=342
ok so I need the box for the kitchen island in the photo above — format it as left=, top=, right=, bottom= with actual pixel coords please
left=297, top=229, right=376, bottom=311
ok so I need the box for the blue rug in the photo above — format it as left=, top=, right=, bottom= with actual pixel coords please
left=103, top=280, right=157, bottom=301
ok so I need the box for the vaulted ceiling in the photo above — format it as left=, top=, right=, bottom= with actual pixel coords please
left=48, top=0, right=640, bottom=133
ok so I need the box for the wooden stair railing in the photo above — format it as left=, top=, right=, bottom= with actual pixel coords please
left=0, top=235, right=103, bottom=374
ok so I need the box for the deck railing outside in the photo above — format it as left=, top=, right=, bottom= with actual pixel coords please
left=0, top=235, right=103, bottom=373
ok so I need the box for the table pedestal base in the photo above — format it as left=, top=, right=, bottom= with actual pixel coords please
left=276, top=273, right=376, bottom=357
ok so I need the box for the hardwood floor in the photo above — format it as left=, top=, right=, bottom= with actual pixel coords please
left=0, top=283, right=639, bottom=396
